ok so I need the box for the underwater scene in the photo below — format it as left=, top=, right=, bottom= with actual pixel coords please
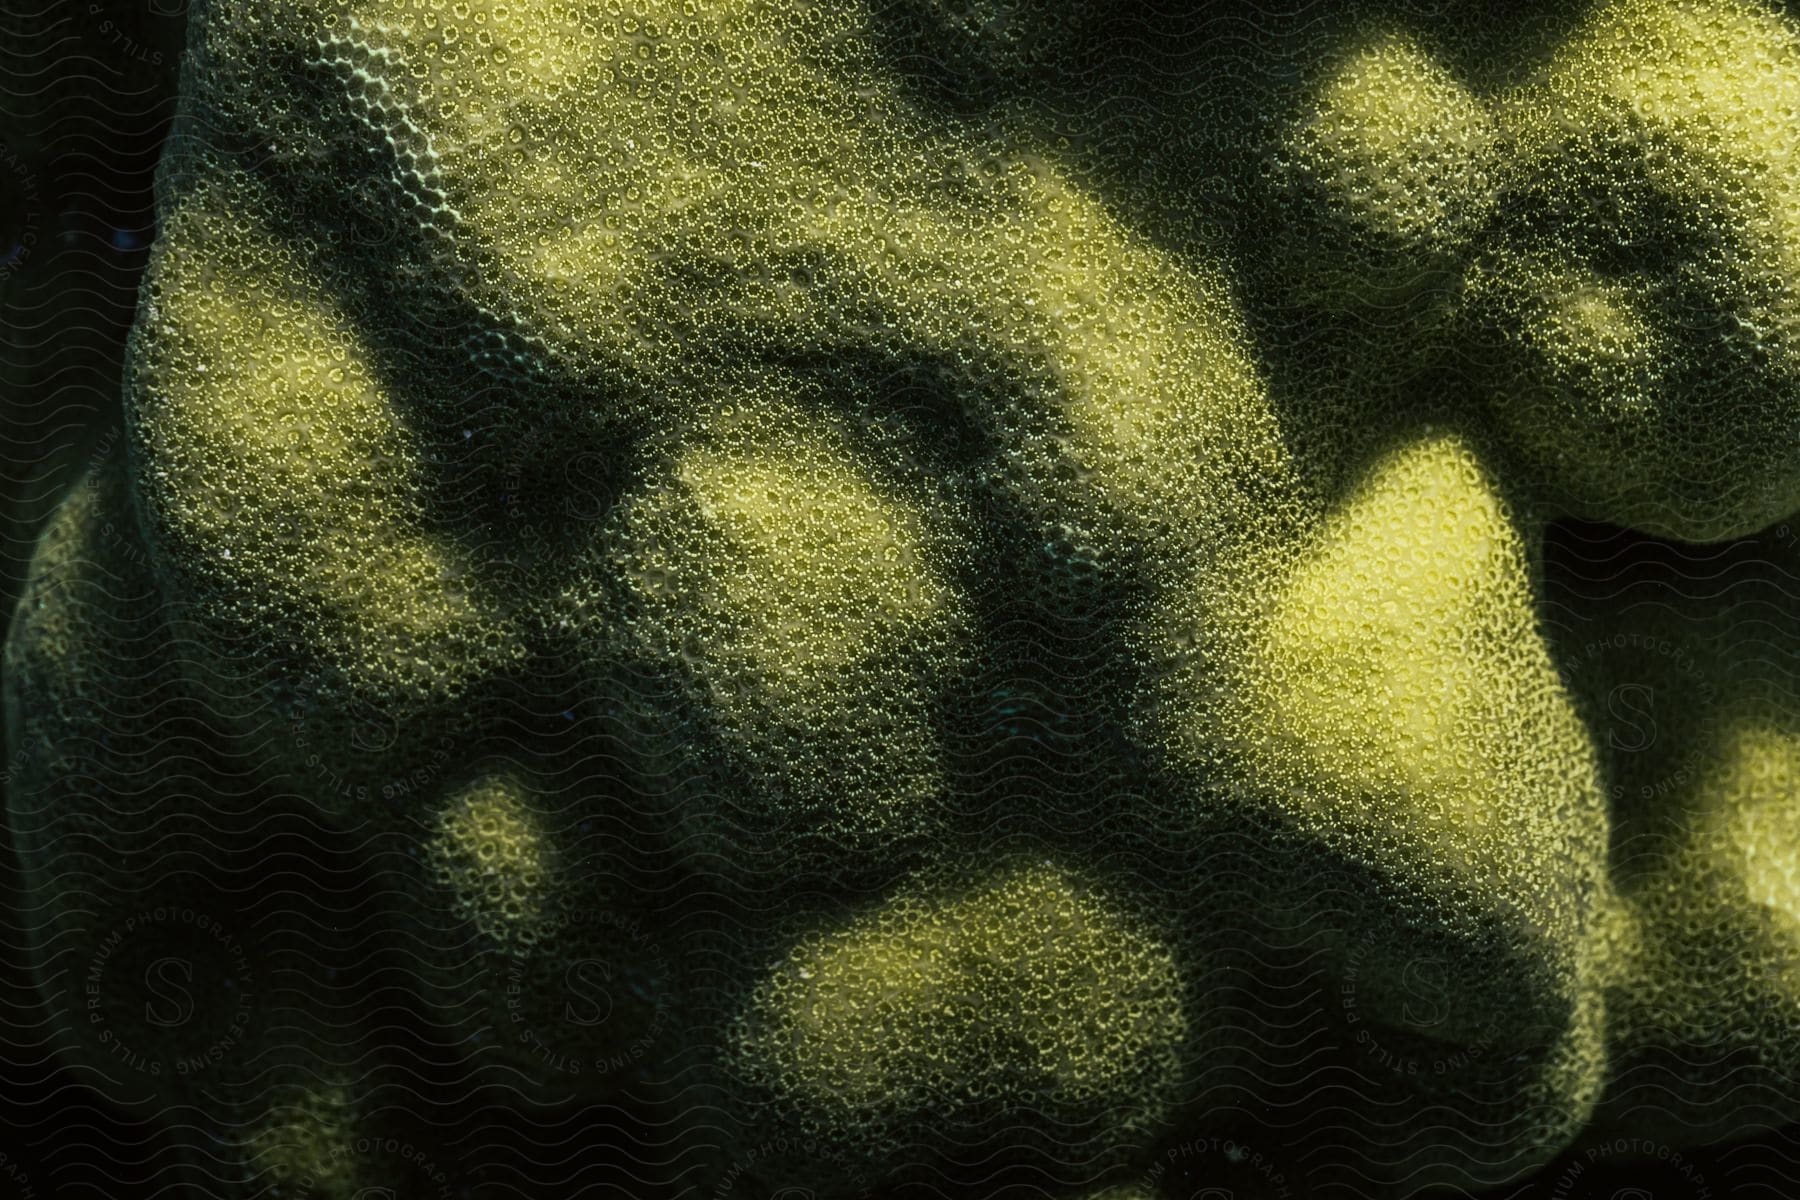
left=5, top=1, right=1800, bottom=1196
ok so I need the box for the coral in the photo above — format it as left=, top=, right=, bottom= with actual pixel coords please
left=731, top=859, right=1186, bottom=1180
left=427, top=771, right=556, bottom=948
left=1542, top=521, right=1800, bottom=1147
left=1465, top=0, right=1800, bottom=541
left=601, top=400, right=973, bottom=879
left=9, top=0, right=1800, bottom=1196
left=1275, top=25, right=1498, bottom=302
left=1141, top=428, right=1613, bottom=1188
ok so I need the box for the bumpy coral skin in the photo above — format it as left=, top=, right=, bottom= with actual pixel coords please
left=1543, top=522, right=1800, bottom=1147
left=9, top=0, right=1800, bottom=1196
left=731, top=859, right=1189, bottom=1191
left=1464, top=0, right=1800, bottom=542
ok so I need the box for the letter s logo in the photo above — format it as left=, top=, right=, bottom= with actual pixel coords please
left=144, top=957, right=195, bottom=1027
left=564, top=450, right=616, bottom=523
left=348, top=699, right=399, bottom=754
left=1607, top=683, right=1657, bottom=754
left=1401, top=957, right=1449, bottom=1030
left=352, top=1189, right=398, bottom=1200
left=564, top=959, right=615, bottom=1027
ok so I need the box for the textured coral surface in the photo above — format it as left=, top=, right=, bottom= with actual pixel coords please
left=7, top=0, right=1800, bottom=1196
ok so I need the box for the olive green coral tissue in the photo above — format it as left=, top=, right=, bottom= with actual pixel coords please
left=10, top=0, right=1800, bottom=1197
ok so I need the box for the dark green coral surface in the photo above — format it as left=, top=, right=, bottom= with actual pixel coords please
left=6, top=0, right=1800, bottom=1196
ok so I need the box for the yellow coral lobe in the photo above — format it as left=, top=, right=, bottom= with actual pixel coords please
left=1557, top=0, right=1800, bottom=330
left=318, top=0, right=860, bottom=369
left=1623, top=711, right=1800, bottom=1012
left=241, top=1086, right=361, bottom=1197
left=607, top=404, right=964, bottom=866
left=1245, top=433, right=1559, bottom=861
left=1137, top=430, right=1615, bottom=1187
left=1472, top=0, right=1800, bottom=538
left=140, top=187, right=415, bottom=532
left=1703, top=722, right=1800, bottom=928
left=1289, top=28, right=1494, bottom=249
left=129, top=169, right=512, bottom=700
left=1039, top=183, right=1286, bottom=552
left=427, top=773, right=554, bottom=948
left=1588, top=690, right=1800, bottom=1136
left=676, top=437, right=948, bottom=684
left=735, top=860, right=1185, bottom=1127
left=1542, top=0, right=1800, bottom=223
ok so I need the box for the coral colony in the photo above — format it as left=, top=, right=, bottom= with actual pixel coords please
left=8, top=0, right=1800, bottom=1195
